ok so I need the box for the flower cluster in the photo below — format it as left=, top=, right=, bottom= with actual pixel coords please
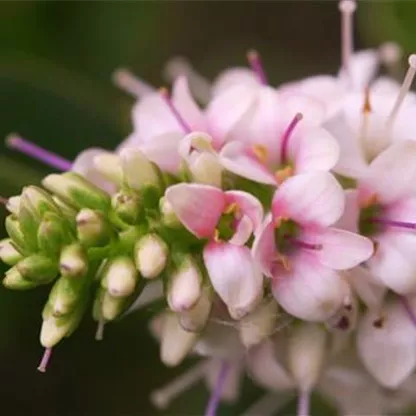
left=2, top=1, right=416, bottom=414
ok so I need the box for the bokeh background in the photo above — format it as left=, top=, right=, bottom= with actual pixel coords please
left=0, top=1, right=415, bottom=415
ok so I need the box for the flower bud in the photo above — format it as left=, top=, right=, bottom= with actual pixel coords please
left=52, top=196, right=77, bottom=221
left=287, top=323, right=327, bottom=391
left=120, top=149, right=161, bottom=191
left=48, top=275, right=86, bottom=317
left=76, top=208, right=112, bottom=247
left=3, top=267, right=38, bottom=290
left=59, top=243, right=88, bottom=278
left=190, top=152, right=223, bottom=187
left=37, top=212, right=71, bottom=256
left=101, top=291, right=127, bottom=321
left=16, top=254, right=58, bottom=283
left=21, top=186, right=60, bottom=217
left=160, top=312, right=198, bottom=367
left=101, top=256, right=139, bottom=297
left=5, top=196, right=20, bottom=216
left=239, top=298, right=279, bottom=348
left=111, top=189, right=142, bottom=225
left=42, top=172, right=111, bottom=212
left=159, top=197, right=181, bottom=228
left=5, top=215, right=27, bottom=253
left=135, top=234, right=168, bottom=279
left=93, top=152, right=123, bottom=184
left=178, top=287, right=212, bottom=332
left=0, top=239, right=23, bottom=266
left=167, top=256, right=202, bottom=312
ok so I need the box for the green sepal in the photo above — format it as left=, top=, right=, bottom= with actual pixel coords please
left=5, top=215, right=27, bottom=254
left=16, top=254, right=58, bottom=283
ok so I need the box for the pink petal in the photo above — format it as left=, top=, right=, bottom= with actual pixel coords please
left=306, top=228, right=374, bottom=270
left=271, top=172, right=345, bottom=227
left=360, top=141, right=416, bottom=204
left=203, top=242, right=263, bottom=318
left=165, top=184, right=225, bottom=238
left=272, top=251, right=347, bottom=321
left=293, top=125, right=340, bottom=173
left=334, top=189, right=360, bottom=234
left=219, top=141, right=276, bottom=185
left=212, top=68, right=260, bottom=97
left=140, top=132, right=182, bottom=174
left=172, top=76, right=207, bottom=131
left=178, top=132, right=214, bottom=160
left=229, top=215, right=253, bottom=246
left=252, top=214, right=275, bottom=278
left=279, top=93, right=326, bottom=126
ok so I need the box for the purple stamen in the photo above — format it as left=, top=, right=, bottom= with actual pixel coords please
left=159, top=88, right=192, bottom=133
left=368, top=217, right=416, bottom=231
left=37, top=347, right=52, bottom=373
left=297, top=389, right=311, bottom=416
left=204, top=360, right=230, bottom=416
left=280, top=113, right=303, bottom=163
left=247, top=50, right=268, bottom=85
left=401, top=296, right=416, bottom=327
left=289, top=238, right=322, bottom=251
left=6, top=134, right=72, bottom=171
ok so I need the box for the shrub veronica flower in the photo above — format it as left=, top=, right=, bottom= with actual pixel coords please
left=3, top=1, right=416, bottom=415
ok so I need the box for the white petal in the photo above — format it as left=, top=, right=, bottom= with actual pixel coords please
left=252, top=214, right=275, bottom=278
left=203, top=242, right=263, bottom=319
left=212, top=68, right=259, bottom=97
left=272, top=172, right=345, bottom=227
left=334, top=189, right=360, bottom=234
left=357, top=302, right=416, bottom=388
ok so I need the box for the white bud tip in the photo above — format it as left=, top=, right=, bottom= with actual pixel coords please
left=150, top=390, right=169, bottom=409
left=5, top=133, right=21, bottom=148
left=112, top=68, right=131, bottom=85
left=408, top=54, right=416, bottom=69
left=379, top=42, right=402, bottom=64
left=339, top=0, right=356, bottom=13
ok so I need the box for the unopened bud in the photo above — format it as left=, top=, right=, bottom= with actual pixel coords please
left=5, top=215, right=27, bottom=253
left=159, top=197, right=180, bottom=228
left=239, top=298, right=279, bottom=348
left=0, top=239, right=23, bottom=265
left=16, top=254, right=58, bottom=283
left=37, top=212, right=71, bottom=256
left=93, top=152, right=123, bottom=184
left=49, top=275, right=85, bottom=317
left=42, top=172, right=111, bottom=212
left=21, top=186, right=60, bottom=217
left=167, top=256, right=202, bottom=312
left=111, top=189, right=142, bottom=225
left=3, top=267, right=38, bottom=290
left=161, top=312, right=198, bottom=367
left=5, top=196, right=20, bottom=216
left=178, top=287, right=212, bottom=332
left=190, top=152, right=223, bottom=187
left=287, top=323, right=327, bottom=391
left=101, top=291, right=127, bottom=321
left=52, top=196, right=77, bottom=220
left=120, top=149, right=161, bottom=191
left=135, top=234, right=168, bottom=279
left=76, top=208, right=112, bottom=247
left=101, top=256, right=138, bottom=297
left=59, top=243, right=88, bottom=278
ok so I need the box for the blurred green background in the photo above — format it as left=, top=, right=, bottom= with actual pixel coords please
left=0, top=1, right=414, bottom=415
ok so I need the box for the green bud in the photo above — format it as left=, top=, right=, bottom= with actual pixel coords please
left=93, top=152, right=123, bottom=184
left=101, top=256, right=138, bottom=297
left=101, top=291, right=127, bottom=321
left=76, top=209, right=112, bottom=247
left=5, top=215, right=27, bottom=253
left=0, top=239, right=23, bottom=265
left=3, top=267, right=38, bottom=290
left=42, top=172, right=111, bottom=212
left=111, top=189, right=142, bottom=225
left=37, top=212, right=72, bottom=256
left=59, top=243, right=88, bottom=278
left=134, top=234, right=168, bottom=279
left=52, top=196, right=77, bottom=221
left=5, top=196, right=20, bottom=216
left=16, top=254, right=58, bottom=283
left=48, top=275, right=86, bottom=317
left=159, top=197, right=181, bottom=228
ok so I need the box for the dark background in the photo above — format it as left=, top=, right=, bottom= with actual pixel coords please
left=0, top=1, right=415, bottom=415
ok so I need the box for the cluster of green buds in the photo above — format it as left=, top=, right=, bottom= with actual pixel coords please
left=0, top=149, right=210, bottom=369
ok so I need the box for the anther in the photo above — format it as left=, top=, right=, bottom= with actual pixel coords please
left=6, top=133, right=72, bottom=171
left=112, top=68, right=154, bottom=98
left=159, top=87, right=192, bottom=133
left=280, top=113, right=303, bottom=164
left=251, top=144, right=269, bottom=164
left=37, top=347, right=52, bottom=373
left=379, top=42, right=403, bottom=66
left=247, top=49, right=268, bottom=85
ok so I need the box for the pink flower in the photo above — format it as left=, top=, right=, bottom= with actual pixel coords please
left=165, top=183, right=264, bottom=318
left=253, top=172, right=373, bottom=321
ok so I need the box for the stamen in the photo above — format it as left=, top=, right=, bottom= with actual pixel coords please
left=368, top=217, right=416, bottom=231
left=275, top=166, right=293, bottom=184
left=401, top=296, right=416, bottom=327
left=280, top=113, right=303, bottom=164
left=151, top=360, right=209, bottom=409
left=224, top=202, right=239, bottom=215
left=241, top=392, right=295, bottom=416
left=386, top=54, right=416, bottom=129
left=205, top=360, right=230, bottom=416
left=112, top=68, right=154, bottom=98
left=159, top=87, right=192, bottom=133
left=338, top=0, right=356, bottom=78
left=252, top=144, right=269, bottom=164
left=289, top=238, right=323, bottom=251
left=360, top=88, right=372, bottom=159
left=297, top=388, right=311, bottom=416
left=6, top=134, right=72, bottom=171
left=247, top=50, right=268, bottom=85
left=37, top=347, right=52, bottom=373
left=379, top=42, right=403, bottom=66
left=95, top=317, right=105, bottom=341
